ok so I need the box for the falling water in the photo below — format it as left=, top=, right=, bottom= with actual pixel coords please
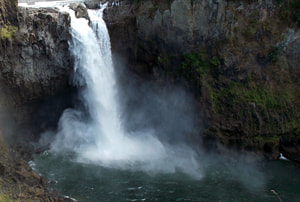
left=49, top=4, right=201, bottom=177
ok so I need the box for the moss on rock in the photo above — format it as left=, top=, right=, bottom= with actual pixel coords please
left=0, top=25, right=17, bottom=40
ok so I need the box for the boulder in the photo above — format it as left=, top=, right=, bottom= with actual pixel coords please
left=69, top=3, right=89, bottom=20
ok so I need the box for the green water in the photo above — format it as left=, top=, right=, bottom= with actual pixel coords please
left=33, top=152, right=300, bottom=202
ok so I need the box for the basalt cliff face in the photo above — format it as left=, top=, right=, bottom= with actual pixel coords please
left=0, top=1, right=74, bottom=200
left=104, top=0, right=300, bottom=161
left=0, top=2, right=73, bottom=138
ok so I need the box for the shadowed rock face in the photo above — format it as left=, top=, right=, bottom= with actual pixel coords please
left=0, top=1, right=92, bottom=140
left=2, top=7, right=72, bottom=101
left=0, top=0, right=17, bottom=26
left=104, top=0, right=231, bottom=72
left=0, top=4, right=74, bottom=137
left=0, top=2, right=78, bottom=199
left=103, top=0, right=300, bottom=161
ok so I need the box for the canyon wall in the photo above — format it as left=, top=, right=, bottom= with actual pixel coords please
left=0, top=1, right=74, bottom=199
left=0, top=1, right=73, bottom=139
left=0, top=0, right=298, bottom=161
left=104, top=0, right=300, bottom=161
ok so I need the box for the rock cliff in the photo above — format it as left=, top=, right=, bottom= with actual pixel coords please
left=8, top=7, right=71, bottom=100
left=0, top=0, right=299, bottom=162
left=0, top=4, right=73, bottom=137
left=0, top=1, right=74, bottom=200
left=104, top=0, right=300, bottom=161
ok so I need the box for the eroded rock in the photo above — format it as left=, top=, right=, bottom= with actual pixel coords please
left=69, top=3, right=89, bottom=20
left=103, top=0, right=300, bottom=162
left=0, top=6, right=74, bottom=135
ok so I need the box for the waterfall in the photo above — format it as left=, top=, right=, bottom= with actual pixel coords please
left=52, top=5, right=166, bottom=164
left=27, top=3, right=201, bottom=177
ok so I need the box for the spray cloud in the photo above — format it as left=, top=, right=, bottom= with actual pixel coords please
left=49, top=4, right=202, bottom=179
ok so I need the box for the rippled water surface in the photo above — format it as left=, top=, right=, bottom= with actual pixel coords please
left=33, top=152, right=300, bottom=202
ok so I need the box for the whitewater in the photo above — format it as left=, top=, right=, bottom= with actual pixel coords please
left=25, top=3, right=201, bottom=177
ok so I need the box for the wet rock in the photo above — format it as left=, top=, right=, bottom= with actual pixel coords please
left=285, top=36, right=300, bottom=74
left=84, top=1, right=100, bottom=9
left=103, top=0, right=300, bottom=163
left=280, top=135, right=300, bottom=162
left=69, top=3, right=89, bottom=20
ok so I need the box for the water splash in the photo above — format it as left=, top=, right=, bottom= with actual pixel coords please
left=49, top=5, right=202, bottom=178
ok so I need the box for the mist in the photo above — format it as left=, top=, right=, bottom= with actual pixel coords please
left=42, top=4, right=203, bottom=179
left=34, top=3, right=267, bottom=192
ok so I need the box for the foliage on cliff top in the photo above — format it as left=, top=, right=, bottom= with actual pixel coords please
left=0, top=25, right=17, bottom=40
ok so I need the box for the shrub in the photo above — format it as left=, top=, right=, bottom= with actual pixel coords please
left=182, top=53, right=209, bottom=78
left=268, top=46, right=280, bottom=63
left=210, top=56, right=221, bottom=67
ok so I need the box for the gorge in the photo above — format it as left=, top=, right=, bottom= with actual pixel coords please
left=0, top=0, right=299, bottom=201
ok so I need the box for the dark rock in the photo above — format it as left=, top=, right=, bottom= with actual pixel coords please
left=84, top=1, right=100, bottom=9
left=2, top=7, right=72, bottom=100
left=256, top=53, right=268, bottom=65
left=104, top=0, right=230, bottom=74
left=285, top=36, right=300, bottom=77
left=103, top=0, right=300, bottom=163
left=0, top=7, right=74, bottom=137
left=280, top=135, right=300, bottom=162
left=69, top=3, right=89, bottom=20
left=0, top=162, right=5, bottom=175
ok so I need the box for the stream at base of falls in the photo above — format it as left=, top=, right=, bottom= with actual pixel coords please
left=32, top=152, right=300, bottom=202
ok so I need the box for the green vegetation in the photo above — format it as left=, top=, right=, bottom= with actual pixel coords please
left=205, top=75, right=300, bottom=135
left=241, top=27, right=256, bottom=39
left=210, top=56, right=221, bottom=67
left=285, top=119, right=300, bottom=134
left=181, top=52, right=209, bottom=79
left=268, top=46, right=280, bottom=63
left=255, top=135, right=281, bottom=142
left=0, top=194, right=15, bottom=202
left=0, top=25, right=17, bottom=40
left=144, top=0, right=299, bottom=137
left=156, top=54, right=170, bottom=66
left=210, top=80, right=291, bottom=112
